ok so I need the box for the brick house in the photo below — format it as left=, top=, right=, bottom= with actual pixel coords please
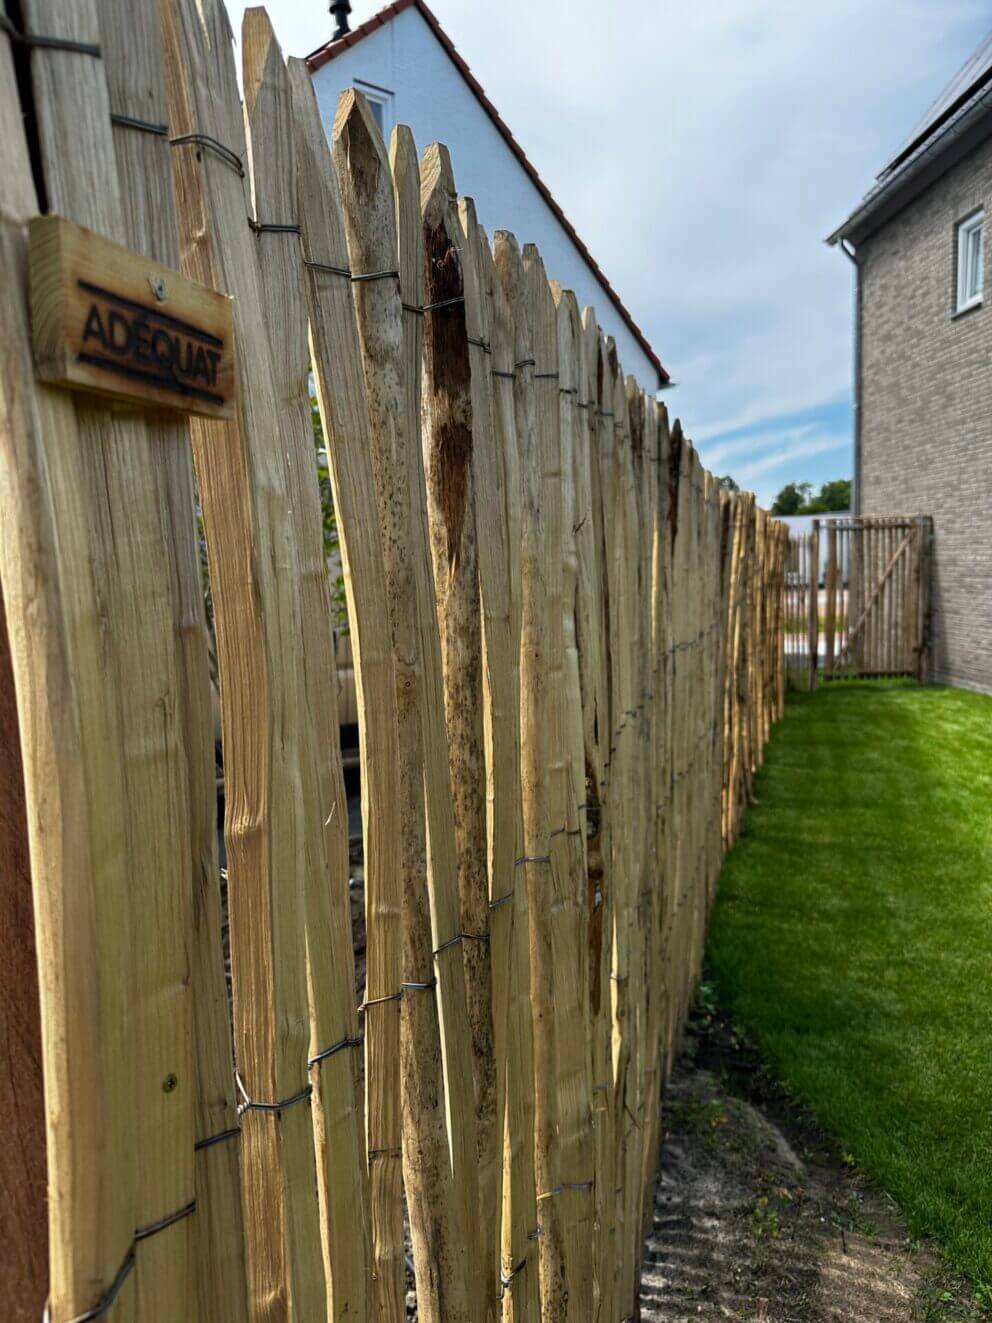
left=829, top=33, right=992, bottom=694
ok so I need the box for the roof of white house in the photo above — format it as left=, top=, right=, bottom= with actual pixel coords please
left=829, top=28, right=992, bottom=247
left=307, top=0, right=670, bottom=385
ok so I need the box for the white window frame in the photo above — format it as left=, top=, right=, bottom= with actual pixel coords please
left=955, top=209, right=984, bottom=314
left=353, top=79, right=394, bottom=140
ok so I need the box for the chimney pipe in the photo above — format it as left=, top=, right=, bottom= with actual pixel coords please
left=330, top=1, right=352, bottom=38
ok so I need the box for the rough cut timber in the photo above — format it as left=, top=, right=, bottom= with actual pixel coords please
left=162, top=0, right=327, bottom=1317
left=23, top=0, right=198, bottom=1316
left=420, top=142, right=499, bottom=1308
left=243, top=18, right=371, bottom=1320
left=469, top=214, right=541, bottom=1323
left=99, top=0, right=248, bottom=1313
left=289, top=58, right=405, bottom=1323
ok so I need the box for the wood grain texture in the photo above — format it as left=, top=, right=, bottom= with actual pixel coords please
left=420, top=144, right=499, bottom=1319
left=547, top=281, right=594, bottom=1317
left=162, top=3, right=326, bottom=1317
left=100, top=2, right=248, bottom=1313
left=0, top=592, right=47, bottom=1321
left=472, top=220, right=541, bottom=1323
left=333, top=88, right=484, bottom=1321
left=289, top=59, right=404, bottom=1323
left=243, top=21, right=370, bottom=1321
left=0, top=31, right=132, bottom=1320
left=25, top=1, right=196, bottom=1316
left=28, top=214, right=234, bottom=418
left=389, top=121, right=487, bottom=1323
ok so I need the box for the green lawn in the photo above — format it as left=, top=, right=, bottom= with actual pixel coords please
left=708, top=680, right=992, bottom=1293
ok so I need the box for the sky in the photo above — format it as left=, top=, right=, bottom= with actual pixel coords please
left=223, top=0, right=990, bottom=506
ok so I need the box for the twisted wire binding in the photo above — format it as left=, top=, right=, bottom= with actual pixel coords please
left=308, top=1033, right=361, bottom=1069
left=433, top=930, right=489, bottom=957
left=236, top=1072, right=312, bottom=1117
left=48, top=1200, right=196, bottom=1323
left=304, top=258, right=352, bottom=279
left=352, top=268, right=399, bottom=284
left=497, top=1257, right=528, bottom=1300
left=170, top=132, right=244, bottom=177
left=0, top=13, right=101, bottom=57
left=249, top=219, right=301, bottom=235
left=423, top=294, right=465, bottom=313
left=194, top=1125, right=240, bottom=1153
left=110, top=113, right=168, bottom=136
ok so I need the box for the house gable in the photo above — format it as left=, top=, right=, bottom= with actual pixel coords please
left=307, top=0, right=668, bottom=389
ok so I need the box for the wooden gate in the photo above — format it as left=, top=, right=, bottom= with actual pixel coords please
left=786, top=516, right=931, bottom=687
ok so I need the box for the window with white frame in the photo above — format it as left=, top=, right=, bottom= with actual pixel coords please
left=956, top=209, right=984, bottom=313
left=353, top=80, right=393, bottom=139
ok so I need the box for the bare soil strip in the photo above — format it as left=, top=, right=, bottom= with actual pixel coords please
left=640, top=1010, right=987, bottom=1323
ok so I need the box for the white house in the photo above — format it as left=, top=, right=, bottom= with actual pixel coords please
left=306, top=0, right=670, bottom=392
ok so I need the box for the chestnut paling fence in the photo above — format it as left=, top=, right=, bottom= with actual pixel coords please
left=0, top=3, right=788, bottom=1320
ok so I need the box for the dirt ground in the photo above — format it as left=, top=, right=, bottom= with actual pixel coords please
left=639, top=1009, right=988, bottom=1323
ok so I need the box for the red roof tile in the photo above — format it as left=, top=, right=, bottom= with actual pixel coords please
left=307, top=0, right=669, bottom=385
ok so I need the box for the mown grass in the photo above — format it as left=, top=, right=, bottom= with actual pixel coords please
left=708, top=680, right=992, bottom=1296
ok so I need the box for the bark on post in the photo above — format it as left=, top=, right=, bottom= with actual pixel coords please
left=333, top=90, right=484, bottom=1322
left=420, top=144, right=499, bottom=1309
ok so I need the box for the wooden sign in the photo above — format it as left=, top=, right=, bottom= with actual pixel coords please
left=29, top=215, right=235, bottom=419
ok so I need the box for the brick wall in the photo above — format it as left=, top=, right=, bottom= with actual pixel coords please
left=858, top=135, right=992, bottom=693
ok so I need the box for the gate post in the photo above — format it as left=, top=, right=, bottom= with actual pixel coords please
left=808, top=521, right=820, bottom=691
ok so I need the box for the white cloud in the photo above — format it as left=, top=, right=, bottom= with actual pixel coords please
left=222, top=0, right=990, bottom=451
left=699, top=423, right=817, bottom=471
left=734, top=434, right=849, bottom=483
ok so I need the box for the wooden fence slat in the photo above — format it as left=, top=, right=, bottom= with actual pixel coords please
left=494, top=231, right=567, bottom=1319
left=479, top=227, right=541, bottom=1323
left=418, top=144, right=499, bottom=1312
left=244, top=29, right=371, bottom=1320
left=457, top=193, right=516, bottom=1301
left=289, top=61, right=405, bottom=1323
left=551, top=284, right=596, bottom=1314
left=391, top=125, right=489, bottom=1323
left=26, top=0, right=199, bottom=1315
left=162, top=4, right=327, bottom=1317
left=332, top=91, right=482, bottom=1321
left=103, top=1, right=248, bottom=1313
left=0, top=38, right=134, bottom=1320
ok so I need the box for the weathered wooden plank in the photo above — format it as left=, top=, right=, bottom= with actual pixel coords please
left=0, top=31, right=135, bottom=1320
left=289, top=59, right=405, bottom=1323
left=493, top=231, right=566, bottom=1321
left=0, top=592, right=47, bottom=1321
left=162, top=3, right=327, bottom=1316
left=243, top=23, right=370, bottom=1320
left=420, top=144, right=498, bottom=1313
left=26, top=1, right=197, bottom=1315
left=550, top=282, right=595, bottom=1316
left=332, top=89, right=483, bottom=1321
left=100, top=1, right=247, bottom=1312
left=478, top=224, right=541, bottom=1323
